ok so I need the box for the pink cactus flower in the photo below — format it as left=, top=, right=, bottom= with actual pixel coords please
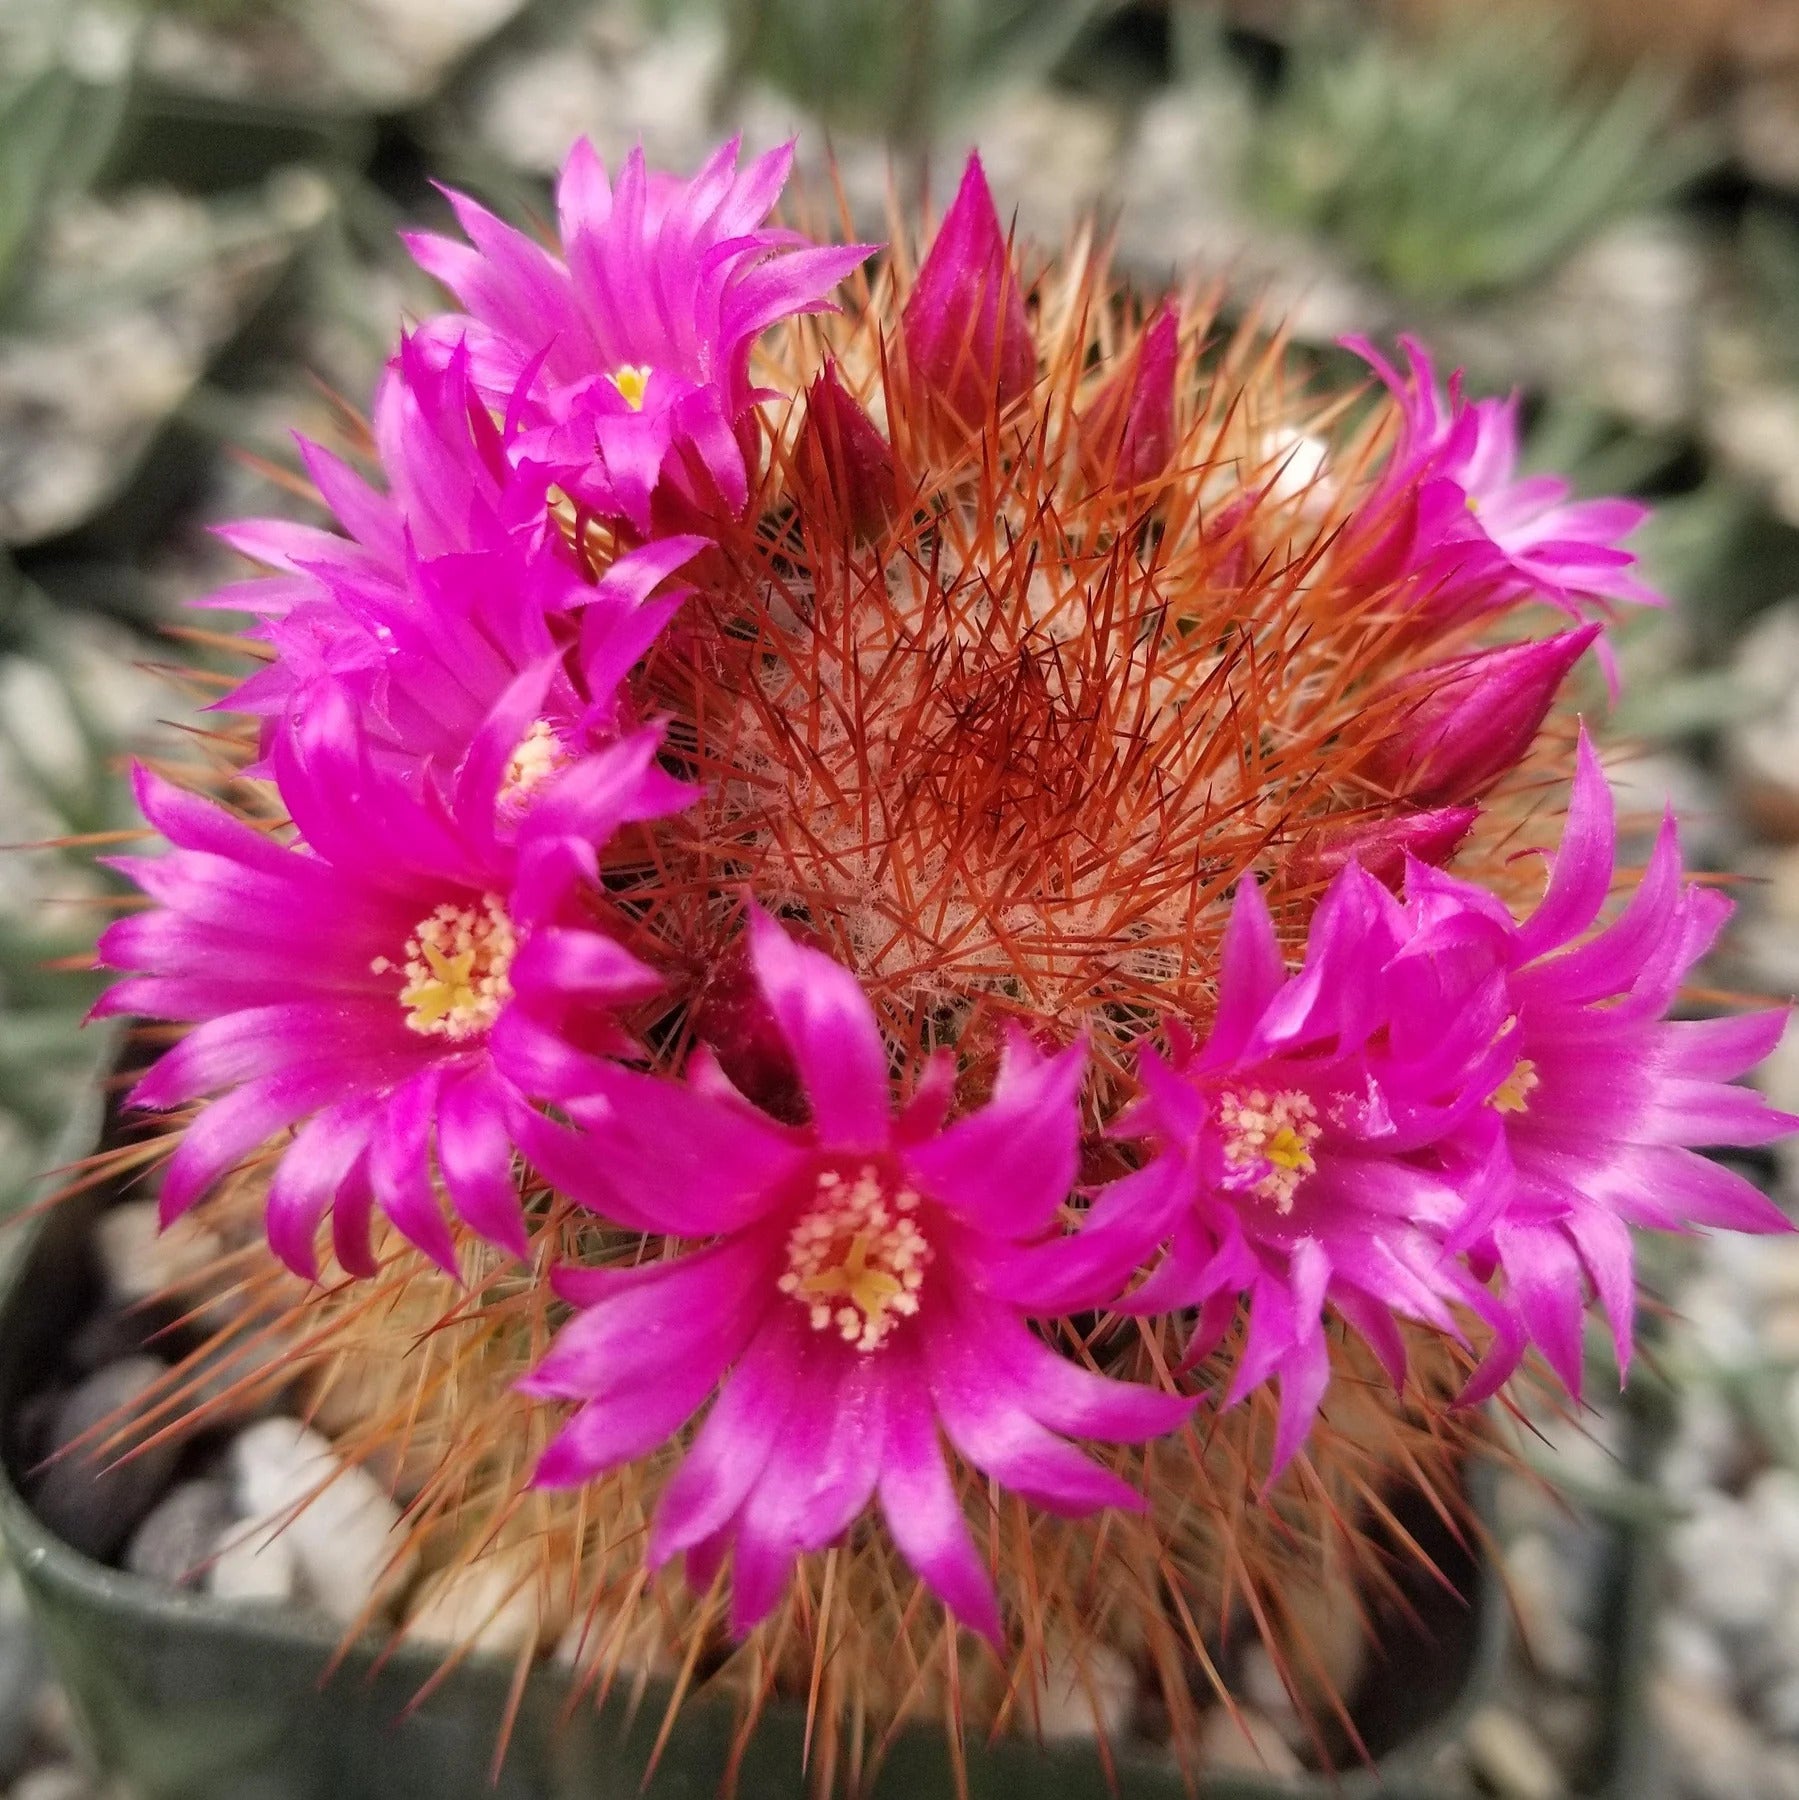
left=1403, top=729, right=1796, bottom=1398
left=519, top=909, right=1191, bottom=1640
left=1084, top=873, right=1520, bottom=1474
left=902, top=155, right=1036, bottom=423
left=203, top=336, right=547, bottom=629
left=231, top=523, right=704, bottom=786
left=95, top=677, right=694, bottom=1277
left=212, top=340, right=705, bottom=778
left=1346, top=335, right=1664, bottom=634
left=405, top=138, right=874, bottom=532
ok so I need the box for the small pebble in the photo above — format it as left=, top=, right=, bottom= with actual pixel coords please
left=1464, top=1704, right=1563, bottom=1800
left=10, top=1765, right=99, bottom=1800
left=124, top=1479, right=235, bottom=1590
left=31, top=1358, right=180, bottom=1561
left=1021, top=1640, right=1136, bottom=1744
left=1750, top=1470, right=1799, bottom=1581
left=93, top=1201, right=223, bottom=1307
left=1673, top=1494, right=1785, bottom=1636
left=405, top=1550, right=565, bottom=1658
left=1656, top=1675, right=1783, bottom=1800
left=205, top=1522, right=299, bottom=1606
left=229, top=1418, right=417, bottom=1623
left=1658, top=1614, right=1736, bottom=1698
left=1195, top=1707, right=1303, bottom=1777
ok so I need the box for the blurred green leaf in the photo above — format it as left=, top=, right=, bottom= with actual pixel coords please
left=1253, top=8, right=1715, bottom=305
left=0, top=63, right=132, bottom=304
left=724, top=0, right=1112, bottom=137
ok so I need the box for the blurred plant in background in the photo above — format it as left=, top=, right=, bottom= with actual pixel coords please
left=1253, top=8, right=1714, bottom=303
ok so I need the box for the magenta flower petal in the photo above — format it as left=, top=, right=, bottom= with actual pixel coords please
left=525, top=1234, right=775, bottom=1404
left=514, top=1071, right=807, bottom=1235
left=367, top=1065, right=458, bottom=1275
left=979, top=1310, right=1193, bottom=1442
left=1492, top=1220, right=1588, bottom=1397
left=436, top=1070, right=530, bottom=1258
left=158, top=1068, right=360, bottom=1228
left=1270, top=1327, right=1333, bottom=1478
left=746, top=906, right=891, bottom=1153
left=330, top=1150, right=380, bottom=1280
left=263, top=1099, right=377, bottom=1280
left=647, top=1309, right=800, bottom=1570
left=876, top=1348, right=1002, bottom=1644
left=924, top=1320, right=1146, bottom=1518
left=534, top=1356, right=732, bottom=1491
left=725, top=1351, right=887, bottom=1635
left=900, top=1030, right=1084, bottom=1238
left=1512, top=727, right=1616, bottom=960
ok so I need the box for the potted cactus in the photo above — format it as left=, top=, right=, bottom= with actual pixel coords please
left=1, top=135, right=1791, bottom=1798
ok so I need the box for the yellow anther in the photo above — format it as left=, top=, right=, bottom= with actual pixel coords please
left=609, top=364, right=653, bottom=410
left=501, top=719, right=564, bottom=807
left=1490, top=1058, right=1539, bottom=1116
left=1217, top=1087, right=1320, bottom=1214
left=390, top=894, right=517, bottom=1041
left=779, top=1164, right=931, bottom=1353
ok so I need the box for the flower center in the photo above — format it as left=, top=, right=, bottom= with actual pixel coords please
left=1217, top=1088, right=1320, bottom=1214
left=500, top=719, right=566, bottom=807
left=1490, top=1058, right=1539, bottom=1115
left=377, top=894, right=517, bottom=1041
left=609, top=364, right=653, bottom=410
left=777, top=1164, right=931, bottom=1353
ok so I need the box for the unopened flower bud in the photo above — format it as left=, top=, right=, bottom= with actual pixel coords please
left=795, top=361, right=897, bottom=543
left=901, top=155, right=1034, bottom=422
left=690, top=932, right=805, bottom=1122
left=1297, top=806, right=1478, bottom=890
left=1368, top=626, right=1600, bottom=805
left=1082, top=301, right=1179, bottom=487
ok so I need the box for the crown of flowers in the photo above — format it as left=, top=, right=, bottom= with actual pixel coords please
left=96, top=137, right=1793, bottom=1666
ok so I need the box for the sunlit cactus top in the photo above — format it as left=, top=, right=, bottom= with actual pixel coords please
left=93, top=135, right=1793, bottom=1727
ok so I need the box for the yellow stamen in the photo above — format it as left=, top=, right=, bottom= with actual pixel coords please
left=1490, top=1058, right=1539, bottom=1115
left=609, top=364, right=653, bottom=410
left=388, top=894, right=517, bottom=1042
left=501, top=719, right=565, bottom=807
left=778, top=1165, right=930, bottom=1353
left=1217, top=1088, right=1320, bottom=1214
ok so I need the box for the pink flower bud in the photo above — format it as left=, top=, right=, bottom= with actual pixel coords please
left=1297, top=805, right=1479, bottom=890
left=1082, top=301, right=1179, bottom=487
left=796, top=360, right=897, bottom=543
left=901, top=155, right=1034, bottom=422
left=690, top=932, right=805, bottom=1122
left=1368, top=625, right=1600, bottom=804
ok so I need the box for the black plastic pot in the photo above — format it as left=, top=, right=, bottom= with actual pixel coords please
left=0, top=1062, right=1512, bottom=1799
